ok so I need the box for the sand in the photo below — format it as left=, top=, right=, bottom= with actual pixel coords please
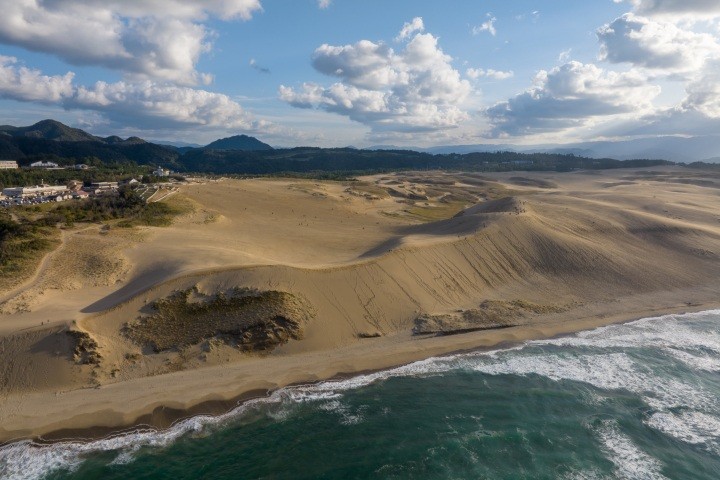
left=1, top=166, right=720, bottom=443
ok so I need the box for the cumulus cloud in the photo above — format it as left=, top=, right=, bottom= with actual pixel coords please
left=617, top=0, right=720, bottom=18
left=279, top=19, right=474, bottom=133
left=472, top=14, right=497, bottom=36
left=318, top=0, right=332, bottom=9
left=0, top=56, right=271, bottom=132
left=466, top=68, right=514, bottom=80
left=70, top=81, right=262, bottom=130
left=396, top=17, right=425, bottom=41
left=600, top=60, right=720, bottom=137
left=0, top=56, right=74, bottom=104
left=680, top=59, right=720, bottom=117
left=486, top=61, right=660, bottom=136
left=558, top=49, right=573, bottom=62
left=0, top=0, right=262, bottom=85
left=597, top=14, right=720, bottom=75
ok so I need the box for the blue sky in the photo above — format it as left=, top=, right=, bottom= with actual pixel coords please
left=0, top=0, right=718, bottom=147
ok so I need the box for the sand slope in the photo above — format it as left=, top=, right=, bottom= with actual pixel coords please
left=1, top=167, right=720, bottom=441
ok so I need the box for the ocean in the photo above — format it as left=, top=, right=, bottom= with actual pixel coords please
left=3, top=310, right=720, bottom=479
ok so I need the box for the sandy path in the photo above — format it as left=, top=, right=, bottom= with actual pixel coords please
left=0, top=229, right=69, bottom=305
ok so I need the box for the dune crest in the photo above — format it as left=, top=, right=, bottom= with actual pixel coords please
left=1, top=167, right=719, bottom=442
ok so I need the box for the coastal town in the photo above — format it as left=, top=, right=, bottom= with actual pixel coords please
left=0, top=160, right=174, bottom=207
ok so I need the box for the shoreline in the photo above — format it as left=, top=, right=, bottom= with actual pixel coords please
left=4, top=300, right=719, bottom=447
left=2, top=168, right=720, bottom=450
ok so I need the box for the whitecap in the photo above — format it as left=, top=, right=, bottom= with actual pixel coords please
left=596, top=420, right=668, bottom=480
left=2, top=309, right=719, bottom=479
left=646, top=411, right=720, bottom=454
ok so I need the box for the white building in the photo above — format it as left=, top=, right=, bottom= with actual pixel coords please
left=2, top=184, right=68, bottom=198
left=82, top=181, right=119, bottom=196
left=30, top=161, right=60, bottom=169
left=0, top=160, right=18, bottom=169
left=153, top=167, right=169, bottom=177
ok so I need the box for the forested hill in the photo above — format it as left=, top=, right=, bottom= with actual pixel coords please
left=179, top=147, right=673, bottom=175
left=204, top=135, right=273, bottom=151
left=0, top=120, right=181, bottom=168
left=0, top=120, right=675, bottom=175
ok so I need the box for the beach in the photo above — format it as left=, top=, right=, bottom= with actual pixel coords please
left=1, top=166, right=720, bottom=444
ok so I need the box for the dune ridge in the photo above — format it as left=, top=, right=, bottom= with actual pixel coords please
left=1, top=166, right=719, bottom=442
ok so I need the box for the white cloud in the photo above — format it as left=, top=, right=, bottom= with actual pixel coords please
left=0, top=56, right=74, bottom=104
left=0, top=56, right=274, bottom=133
left=597, top=14, right=720, bottom=75
left=558, top=49, right=573, bottom=63
left=280, top=19, right=474, bottom=133
left=597, top=51, right=720, bottom=141
left=466, top=68, right=514, bottom=80
left=486, top=61, right=660, bottom=137
left=71, top=81, right=261, bottom=130
left=472, top=14, right=497, bottom=36
left=0, top=0, right=262, bottom=85
left=600, top=60, right=720, bottom=137
left=618, top=0, right=720, bottom=18
left=681, top=59, right=720, bottom=117
left=396, top=17, right=425, bottom=41
left=318, top=0, right=332, bottom=9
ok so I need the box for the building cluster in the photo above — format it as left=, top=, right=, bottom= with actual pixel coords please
left=153, top=167, right=170, bottom=177
left=0, top=160, right=90, bottom=170
left=0, top=180, right=126, bottom=207
left=0, top=160, right=172, bottom=174
left=0, top=161, right=18, bottom=170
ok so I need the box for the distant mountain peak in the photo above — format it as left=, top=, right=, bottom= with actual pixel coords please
left=105, top=135, right=147, bottom=145
left=204, top=134, right=273, bottom=151
left=0, top=119, right=101, bottom=143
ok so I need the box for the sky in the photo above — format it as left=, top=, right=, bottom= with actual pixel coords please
left=0, top=0, right=719, bottom=148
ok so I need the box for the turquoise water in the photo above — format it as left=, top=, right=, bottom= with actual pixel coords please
left=3, top=310, right=720, bottom=479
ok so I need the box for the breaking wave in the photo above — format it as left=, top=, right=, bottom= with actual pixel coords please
left=2, top=309, right=720, bottom=479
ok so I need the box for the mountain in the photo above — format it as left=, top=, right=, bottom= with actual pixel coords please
left=425, top=144, right=524, bottom=155
left=0, top=120, right=180, bottom=167
left=178, top=146, right=673, bottom=175
left=104, top=135, right=147, bottom=146
left=153, top=140, right=203, bottom=149
left=0, top=119, right=101, bottom=142
left=416, top=136, right=720, bottom=163
left=204, top=135, right=273, bottom=151
left=544, top=137, right=720, bottom=163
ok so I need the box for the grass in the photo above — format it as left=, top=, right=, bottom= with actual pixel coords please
left=124, top=287, right=315, bottom=353
left=0, top=189, right=190, bottom=292
left=405, top=201, right=468, bottom=222
left=0, top=211, right=60, bottom=291
left=344, top=181, right=391, bottom=199
left=413, top=299, right=567, bottom=335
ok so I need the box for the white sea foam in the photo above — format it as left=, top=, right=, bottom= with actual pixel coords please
left=646, top=411, right=720, bottom=454
left=596, top=421, right=668, bottom=480
left=0, top=401, right=267, bottom=480
left=2, top=309, right=719, bottom=479
left=467, top=348, right=714, bottom=412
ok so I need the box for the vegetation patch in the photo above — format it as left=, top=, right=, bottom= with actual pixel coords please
left=0, top=210, right=60, bottom=291
left=66, top=329, right=102, bottom=365
left=405, top=201, right=468, bottom=222
left=124, top=287, right=316, bottom=353
left=413, top=300, right=566, bottom=335
left=507, top=177, right=558, bottom=189
left=344, top=181, right=390, bottom=200
left=45, top=187, right=188, bottom=227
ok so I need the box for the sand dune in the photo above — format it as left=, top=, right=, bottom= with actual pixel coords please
left=1, top=166, right=720, bottom=442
